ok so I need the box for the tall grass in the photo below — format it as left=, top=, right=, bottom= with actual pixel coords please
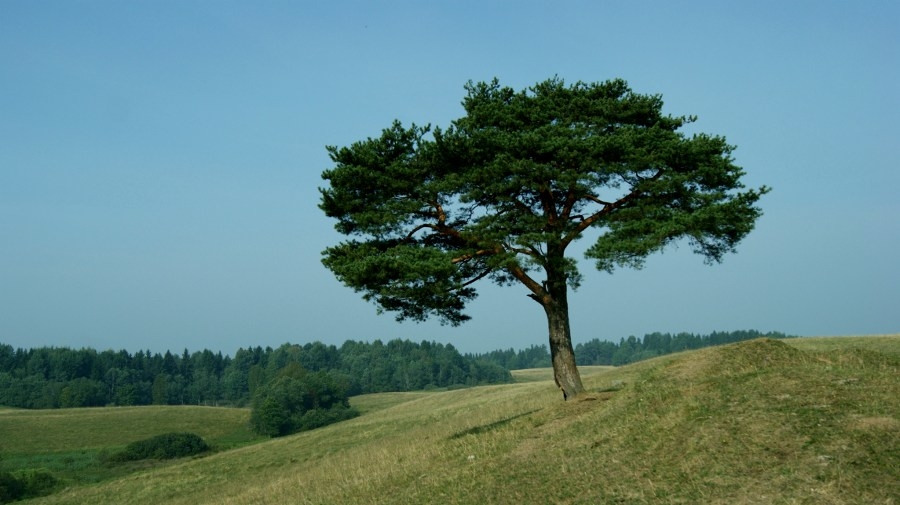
left=15, top=336, right=900, bottom=504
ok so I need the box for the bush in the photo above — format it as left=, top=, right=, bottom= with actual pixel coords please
left=0, top=469, right=59, bottom=502
left=293, top=404, right=359, bottom=432
left=250, top=367, right=358, bottom=437
left=251, top=396, right=290, bottom=437
left=18, top=470, right=59, bottom=499
left=0, top=471, right=24, bottom=502
left=110, top=432, right=210, bottom=462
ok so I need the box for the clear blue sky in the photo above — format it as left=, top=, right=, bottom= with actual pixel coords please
left=2, top=1, right=898, bottom=355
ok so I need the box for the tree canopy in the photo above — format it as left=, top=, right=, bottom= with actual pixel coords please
left=320, top=77, right=769, bottom=398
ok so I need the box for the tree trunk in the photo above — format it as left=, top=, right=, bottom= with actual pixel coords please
left=541, top=284, right=584, bottom=400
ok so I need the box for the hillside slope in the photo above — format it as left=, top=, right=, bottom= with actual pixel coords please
left=30, top=337, right=900, bottom=505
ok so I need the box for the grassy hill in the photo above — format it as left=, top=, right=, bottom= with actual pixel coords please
left=12, top=335, right=900, bottom=504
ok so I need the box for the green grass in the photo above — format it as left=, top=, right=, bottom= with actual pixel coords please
left=0, top=405, right=263, bottom=488
left=348, top=391, right=432, bottom=415
left=8, top=335, right=899, bottom=504
left=0, top=405, right=257, bottom=453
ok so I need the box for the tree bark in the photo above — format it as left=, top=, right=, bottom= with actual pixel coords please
left=541, top=282, right=584, bottom=400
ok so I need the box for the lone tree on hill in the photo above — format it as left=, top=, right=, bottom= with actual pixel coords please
left=319, top=78, right=769, bottom=399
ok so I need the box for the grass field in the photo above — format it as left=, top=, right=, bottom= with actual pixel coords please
left=5, top=335, right=898, bottom=504
left=510, top=365, right=613, bottom=383
left=0, top=405, right=262, bottom=489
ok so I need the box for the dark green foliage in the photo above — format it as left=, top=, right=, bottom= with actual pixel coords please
left=0, top=469, right=59, bottom=502
left=0, top=339, right=510, bottom=410
left=249, top=367, right=358, bottom=437
left=467, top=345, right=553, bottom=370
left=336, top=339, right=511, bottom=395
left=320, top=77, right=768, bottom=398
left=109, top=433, right=210, bottom=462
left=58, top=378, right=106, bottom=408
left=0, top=471, right=24, bottom=503
left=320, top=77, right=769, bottom=325
left=17, top=470, right=59, bottom=499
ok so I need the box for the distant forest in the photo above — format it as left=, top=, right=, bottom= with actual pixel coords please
left=0, top=340, right=510, bottom=410
left=0, top=330, right=792, bottom=409
left=467, top=329, right=795, bottom=369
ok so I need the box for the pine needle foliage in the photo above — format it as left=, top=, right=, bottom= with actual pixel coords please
left=320, top=77, right=769, bottom=397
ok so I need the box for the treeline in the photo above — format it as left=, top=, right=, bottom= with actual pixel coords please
left=0, top=340, right=511, bottom=409
left=0, top=330, right=793, bottom=409
left=468, top=330, right=795, bottom=369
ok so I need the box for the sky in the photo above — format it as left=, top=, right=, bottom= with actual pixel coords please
left=1, top=1, right=898, bottom=356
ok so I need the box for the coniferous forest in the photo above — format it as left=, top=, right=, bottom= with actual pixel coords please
left=465, top=329, right=794, bottom=369
left=0, top=330, right=792, bottom=410
left=0, top=340, right=510, bottom=409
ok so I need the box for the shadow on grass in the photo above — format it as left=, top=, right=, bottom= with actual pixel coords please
left=448, top=409, right=541, bottom=439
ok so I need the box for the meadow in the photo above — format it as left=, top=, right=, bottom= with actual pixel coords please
left=0, top=405, right=261, bottom=491
left=2, top=335, right=897, bottom=504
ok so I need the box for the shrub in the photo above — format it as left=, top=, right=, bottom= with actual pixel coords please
left=0, top=471, right=24, bottom=502
left=110, top=432, right=210, bottom=462
left=293, top=404, right=359, bottom=432
left=251, top=396, right=290, bottom=437
left=18, top=470, right=59, bottom=499
left=0, top=469, right=59, bottom=502
left=250, top=367, right=359, bottom=437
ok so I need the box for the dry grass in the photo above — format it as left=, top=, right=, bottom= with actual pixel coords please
left=785, top=334, right=900, bottom=355
left=511, top=365, right=613, bottom=383
left=18, top=336, right=900, bottom=505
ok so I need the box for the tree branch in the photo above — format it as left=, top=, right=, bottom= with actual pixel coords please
left=538, top=186, right=558, bottom=225
left=405, top=223, right=435, bottom=241
left=506, top=264, right=546, bottom=302
left=560, top=185, right=578, bottom=221
left=451, top=249, right=496, bottom=264
left=583, top=194, right=613, bottom=206
left=560, top=169, right=664, bottom=247
left=433, top=199, right=447, bottom=224
left=507, top=245, right=539, bottom=258
left=460, top=267, right=493, bottom=288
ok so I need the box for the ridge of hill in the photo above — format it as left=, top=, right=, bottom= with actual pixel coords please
left=21, top=336, right=900, bottom=504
